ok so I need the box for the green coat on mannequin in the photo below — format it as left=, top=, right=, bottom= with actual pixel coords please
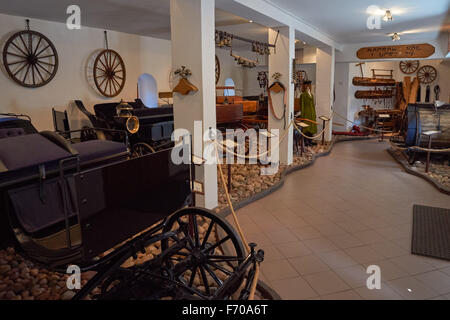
left=300, top=91, right=317, bottom=135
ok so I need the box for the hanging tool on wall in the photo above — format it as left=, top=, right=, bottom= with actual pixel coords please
left=416, top=84, right=421, bottom=102
left=434, top=85, right=440, bottom=101
left=425, top=85, right=431, bottom=103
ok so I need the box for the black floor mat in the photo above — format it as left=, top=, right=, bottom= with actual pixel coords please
left=412, top=204, right=450, bottom=261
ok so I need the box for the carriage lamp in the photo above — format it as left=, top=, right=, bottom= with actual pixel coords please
left=383, top=10, right=393, bottom=22
left=116, top=100, right=140, bottom=134
left=116, top=100, right=133, bottom=117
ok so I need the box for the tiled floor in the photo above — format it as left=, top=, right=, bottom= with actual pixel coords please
left=226, top=139, right=450, bottom=300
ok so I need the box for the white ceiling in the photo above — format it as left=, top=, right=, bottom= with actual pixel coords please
left=0, top=0, right=448, bottom=46
left=269, top=0, right=450, bottom=44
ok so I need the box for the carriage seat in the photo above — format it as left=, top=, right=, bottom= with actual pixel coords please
left=0, top=128, right=25, bottom=139
left=72, top=140, right=129, bottom=166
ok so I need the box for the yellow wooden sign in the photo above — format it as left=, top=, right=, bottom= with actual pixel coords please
left=357, top=43, right=435, bottom=60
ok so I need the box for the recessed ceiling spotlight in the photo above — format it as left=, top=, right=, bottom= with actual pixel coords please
left=249, top=20, right=253, bottom=23
left=383, top=10, right=393, bottom=22
left=392, top=32, right=400, bottom=41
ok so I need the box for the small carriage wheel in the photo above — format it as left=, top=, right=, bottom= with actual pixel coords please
left=161, top=207, right=245, bottom=299
left=2, top=30, right=58, bottom=88
left=131, top=142, right=155, bottom=157
left=215, top=55, right=220, bottom=85
left=399, top=60, right=419, bottom=74
left=93, top=49, right=126, bottom=97
left=417, top=65, right=437, bottom=84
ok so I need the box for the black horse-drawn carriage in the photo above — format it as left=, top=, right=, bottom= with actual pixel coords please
left=75, top=100, right=174, bottom=156
left=0, top=114, right=268, bottom=300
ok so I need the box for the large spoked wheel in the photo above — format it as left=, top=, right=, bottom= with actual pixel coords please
left=161, top=207, right=245, bottom=299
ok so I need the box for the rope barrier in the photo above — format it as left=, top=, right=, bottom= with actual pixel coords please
left=332, top=109, right=394, bottom=134
left=389, top=139, right=450, bottom=153
left=215, top=120, right=294, bottom=160
left=215, top=144, right=259, bottom=300
left=293, top=120, right=329, bottom=140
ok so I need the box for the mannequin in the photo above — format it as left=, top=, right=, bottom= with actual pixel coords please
left=299, top=81, right=317, bottom=137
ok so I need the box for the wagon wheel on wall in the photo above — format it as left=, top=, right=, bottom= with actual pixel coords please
left=2, top=20, right=58, bottom=88
left=93, top=49, right=126, bottom=97
left=215, top=55, right=220, bottom=85
left=417, top=65, right=437, bottom=84
left=399, top=60, right=419, bottom=74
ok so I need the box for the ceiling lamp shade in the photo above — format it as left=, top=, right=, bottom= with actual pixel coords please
left=383, top=10, right=393, bottom=22
left=392, top=32, right=401, bottom=41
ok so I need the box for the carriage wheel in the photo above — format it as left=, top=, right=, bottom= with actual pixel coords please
left=93, top=49, right=126, bottom=97
left=417, top=65, right=437, bottom=84
left=215, top=55, right=220, bottom=85
left=399, top=60, right=419, bottom=74
left=2, top=30, right=58, bottom=88
left=131, top=142, right=155, bottom=157
left=161, top=207, right=245, bottom=299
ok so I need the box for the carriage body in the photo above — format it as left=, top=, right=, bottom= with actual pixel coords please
left=0, top=130, right=190, bottom=269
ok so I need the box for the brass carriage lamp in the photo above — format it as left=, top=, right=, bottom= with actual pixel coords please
left=116, top=100, right=140, bottom=134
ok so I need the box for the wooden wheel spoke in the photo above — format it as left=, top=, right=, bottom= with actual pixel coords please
left=110, top=55, right=117, bottom=71
left=35, top=44, right=50, bottom=58
left=98, top=76, right=107, bottom=89
left=205, top=255, right=241, bottom=262
left=188, top=266, right=198, bottom=287
left=34, top=64, right=45, bottom=82
left=32, top=37, right=43, bottom=56
left=36, top=60, right=55, bottom=67
left=13, top=62, right=28, bottom=76
left=112, top=77, right=121, bottom=89
left=199, top=265, right=210, bottom=295
left=201, top=220, right=215, bottom=249
left=31, top=63, right=35, bottom=85
left=11, top=41, right=29, bottom=57
left=38, top=54, right=55, bottom=60
left=6, top=51, right=26, bottom=59
left=207, top=262, right=233, bottom=276
left=22, top=64, right=31, bottom=83
left=18, top=34, right=31, bottom=55
left=204, top=264, right=223, bottom=286
left=7, top=60, right=26, bottom=66
left=110, top=78, right=118, bottom=92
left=203, top=235, right=231, bottom=254
left=35, top=61, right=52, bottom=75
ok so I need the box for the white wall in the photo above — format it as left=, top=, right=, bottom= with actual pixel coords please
left=215, top=47, right=245, bottom=96
left=0, top=13, right=172, bottom=131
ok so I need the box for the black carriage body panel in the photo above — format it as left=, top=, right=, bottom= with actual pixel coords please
left=75, top=147, right=191, bottom=260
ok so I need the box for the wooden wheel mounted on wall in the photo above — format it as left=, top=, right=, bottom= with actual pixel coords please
left=215, top=55, right=220, bottom=84
left=2, top=20, right=58, bottom=88
left=93, top=49, right=126, bottom=97
left=399, top=60, right=419, bottom=74
left=417, top=65, right=437, bottom=84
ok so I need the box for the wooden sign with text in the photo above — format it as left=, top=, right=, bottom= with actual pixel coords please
left=357, top=43, right=435, bottom=60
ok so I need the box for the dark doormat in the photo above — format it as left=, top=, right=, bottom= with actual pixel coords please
left=412, top=205, right=450, bottom=261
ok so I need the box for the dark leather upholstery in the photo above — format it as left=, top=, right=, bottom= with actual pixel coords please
left=72, top=140, right=128, bottom=164
left=0, top=128, right=25, bottom=139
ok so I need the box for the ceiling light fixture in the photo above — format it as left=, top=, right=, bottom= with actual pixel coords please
left=249, top=20, right=253, bottom=23
left=383, top=10, right=393, bottom=22
left=392, top=32, right=400, bottom=41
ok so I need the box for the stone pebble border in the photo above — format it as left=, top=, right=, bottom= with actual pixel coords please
left=387, top=148, right=450, bottom=195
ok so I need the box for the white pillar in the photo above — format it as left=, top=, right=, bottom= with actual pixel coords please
left=268, top=27, right=295, bottom=165
left=170, top=0, right=217, bottom=209
left=316, top=46, right=335, bottom=141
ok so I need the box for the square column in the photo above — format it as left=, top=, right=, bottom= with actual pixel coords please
left=316, top=46, right=335, bottom=141
left=268, top=26, right=295, bottom=165
left=170, top=0, right=217, bottom=209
